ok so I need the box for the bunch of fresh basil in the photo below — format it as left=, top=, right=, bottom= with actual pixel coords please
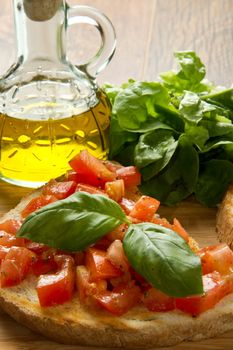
left=104, top=51, right=233, bottom=206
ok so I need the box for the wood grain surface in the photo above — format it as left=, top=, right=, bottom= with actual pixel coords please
left=1, top=0, right=233, bottom=349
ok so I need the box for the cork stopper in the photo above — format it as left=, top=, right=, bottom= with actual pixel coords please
left=23, top=0, right=62, bottom=22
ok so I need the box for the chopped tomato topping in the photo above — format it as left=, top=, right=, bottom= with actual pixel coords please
left=76, top=265, right=107, bottom=302
left=175, top=272, right=233, bottom=316
left=119, top=197, right=135, bottom=214
left=199, top=243, right=233, bottom=275
left=0, top=246, right=10, bottom=263
left=94, top=281, right=141, bottom=316
left=107, top=240, right=130, bottom=272
left=0, top=230, right=25, bottom=247
left=0, top=220, right=22, bottom=235
left=143, top=288, right=175, bottom=312
left=0, top=247, right=36, bottom=287
left=42, top=179, right=76, bottom=200
left=106, top=223, right=128, bottom=242
left=25, top=241, right=49, bottom=254
left=76, top=183, right=107, bottom=196
left=21, top=195, right=57, bottom=218
left=116, top=166, right=141, bottom=187
left=105, top=179, right=125, bottom=202
left=31, top=250, right=57, bottom=276
left=152, top=216, right=172, bottom=229
left=69, top=150, right=115, bottom=187
left=103, top=160, right=123, bottom=173
left=172, top=218, right=189, bottom=242
left=36, top=255, right=75, bottom=307
left=85, top=248, right=123, bottom=282
left=129, top=196, right=160, bottom=221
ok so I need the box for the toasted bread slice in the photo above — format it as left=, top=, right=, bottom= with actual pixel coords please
left=1, top=189, right=233, bottom=348
left=216, top=184, right=233, bottom=249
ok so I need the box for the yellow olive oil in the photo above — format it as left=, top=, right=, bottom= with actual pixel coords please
left=0, top=91, right=110, bottom=187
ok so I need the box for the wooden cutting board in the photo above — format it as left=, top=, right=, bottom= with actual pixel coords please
left=0, top=182, right=233, bottom=349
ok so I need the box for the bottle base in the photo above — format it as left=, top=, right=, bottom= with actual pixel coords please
left=0, top=174, right=46, bottom=189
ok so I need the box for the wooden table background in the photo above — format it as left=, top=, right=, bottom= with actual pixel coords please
left=1, top=0, right=233, bottom=349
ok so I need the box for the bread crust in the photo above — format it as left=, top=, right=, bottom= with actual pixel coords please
left=1, top=189, right=233, bottom=347
left=216, top=184, right=233, bottom=249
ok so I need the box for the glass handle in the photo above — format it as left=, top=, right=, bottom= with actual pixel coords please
left=67, top=5, right=116, bottom=78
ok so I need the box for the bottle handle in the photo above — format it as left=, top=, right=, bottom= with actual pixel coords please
left=67, top=5, right=116, bottom=78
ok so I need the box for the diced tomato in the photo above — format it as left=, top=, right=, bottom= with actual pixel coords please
left=21, top=195, right=58, bottom=218
left=76, top=183, right=108, bottom=196
left=172, top=218, right=189, bottom=242
left=76, top=265, right=107, bottom=302
left=130, top=267, right=149, bottom=288
left=109, top=271, right=132, bottom=288
left=74, top=251, right=85, bottom=266
left=31, top=250, right=57, bottom=276
left=0, top=246, right=10, bottom=262
left=103, top=160, right=123, bottom=173
left=0, top=247, right=36, bottom=287
left=119, top=198, right=136, bottom=215
left=36, top=255, right=75, bottom=307
left=25, top=241, right=49, bottom=254
left=129, top=196, right=160, bottom=221
left=0, top=230, right=25, bottom=247
left=107, top=240, right=130, bottom=272
left=106, top=223, right=128, bottom=242
left=152, top=216, right=172, bottom=229
left=42, top=179, right=76, bottom=200
left=199, top=243, right=233, bottom=275
left=143, top=288, right=175, bottom=312
left=94, top=281, right=141, bottom=316
left=0, top=220, right=22, bottom=235
left=116, top=166, right=141, bottom=187
left=105, top=179, right=125, bottom=202
left=85, top=248, right=123, bottom=282
left=69, top=150, right=116, bottom=187
left=175, top=272, right=233, bottom=316
left=94, top=237, right=111, bottom=250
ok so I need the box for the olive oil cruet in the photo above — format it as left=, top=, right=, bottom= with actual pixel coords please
left=0, top=0, right=116, bottom=187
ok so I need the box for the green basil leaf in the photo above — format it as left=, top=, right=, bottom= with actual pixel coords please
left=109, top=115, right=138, bottom=159
left=113, top=82, right=172, bottom=130
left=123, top=223, right=203, bottom=297
left=195, top=159, right=233, bottom=206
left=17, top=192, right=129, bottom=251
left=135, top=130, right=177, bottom=169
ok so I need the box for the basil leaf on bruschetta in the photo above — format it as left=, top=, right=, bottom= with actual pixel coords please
left=17, top=192, right=130, bottom=251
left=123, top=223, right=203, bottom=297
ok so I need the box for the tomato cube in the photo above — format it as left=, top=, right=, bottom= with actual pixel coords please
left=129, top=196, right=160, bottom=221
left=36, top=255, right=75, bottom=307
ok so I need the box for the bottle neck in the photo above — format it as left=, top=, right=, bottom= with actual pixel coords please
left=13, top=0, right=66, bottom=67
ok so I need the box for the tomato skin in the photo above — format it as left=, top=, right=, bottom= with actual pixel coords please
left=129, top=196, right=160, bottom=221
left=105, top=179, right=125, bottom=202
left=172, top=218, right=189, bottom=242
left=76, top=265, right=107, bottom=302
left=31, top=250, right=57, bottom=276
left=0, top=246, right=10, bottom=262
left=107, top=240, right=130, bottom=272
left=94, top=282, right=141, bottom=316
left=106, top=224, right=128, bottom=242
left=25, top=241, right=49, bottom=255
left=42, top=180, right=76, bottom=200
left=0, top=220, right=22, bottom=235
left=119, top=198, right=135, bottom=215
left=85, top=248, right=123, bottom=282
left=199, top=243, right=233, bottom=275
left=0, top=247, right=36, bottom=287
left=116, top=166, right=141, bottom=187
left=143, top=288, right=175, bottom=312
left=21, top=195, right=57, bottom=218
left=175, top=272, right=233, bottom=316
left=76, top=183, right=108, bottom=196
left=69, top=150, right=116, bottom=187
left=0, top=230, right=25, bottom=247
left=36, top=255, right=75, bottom=307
